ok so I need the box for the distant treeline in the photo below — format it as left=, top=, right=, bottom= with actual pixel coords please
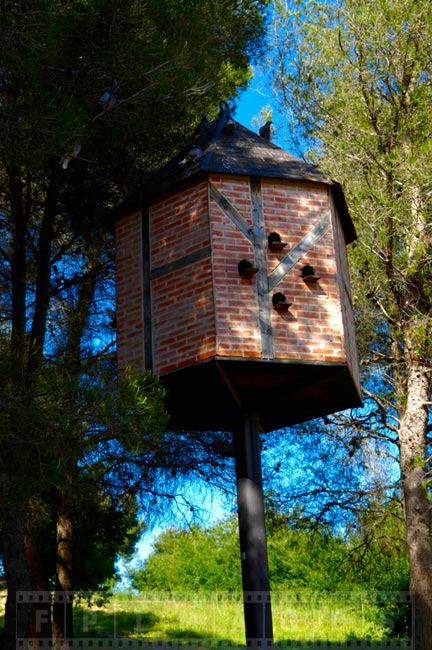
left=129, top=502, right=409, bottom=594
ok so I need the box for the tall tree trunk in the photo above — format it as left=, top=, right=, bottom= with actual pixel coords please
left=24, top=531, right=53, bottom=642
left=1, top=505, right=32, bottom=650
left=51, top=251, right=100, bottom=644
left=53, top=510, right=74, bottom=647
left=398, top=359, right=432, bottom=649
left=397, top=179, right=432, bottom=648
left=28, top=167, right=62, bottom=374
left=3, top=170, right=32, bottom=649
left=10, top=171, right=27, bottom=380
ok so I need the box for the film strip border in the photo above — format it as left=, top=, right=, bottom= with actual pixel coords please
left=17, top=590, right=413, bottom=603
left=16, top=640, right=411, bottom=649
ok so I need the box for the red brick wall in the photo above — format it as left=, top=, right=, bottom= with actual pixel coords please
left=209, top=175, right=347, bottom=364
left=150, top=180, right=210, bottom=268
left=115, top=174, right=359, bottom=384
left=115, top=210, right=145, bottom=371
left=150, top=180, right=216, bottom=374
left=262, top=179, right=345, bottom=363
left=209, top=175, right=262, bottom=358
left=151, top=260, right=216, bottom=374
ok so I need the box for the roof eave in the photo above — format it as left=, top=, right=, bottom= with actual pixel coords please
left=109, top=113, right=357, bottom=245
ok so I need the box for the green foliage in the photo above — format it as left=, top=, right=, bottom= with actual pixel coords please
left=268, top=526, right=347, bottom=591
left=131, top=519, right=242, bottom=593
left=129, top=503, right=409, bottom=596
left=0, top=0, right=268, bottom=176
left=72, top=485, right=143, bottom=592
left=344, top=498, right=409, bottom=593
left=0, top=356, right=170, bottom=589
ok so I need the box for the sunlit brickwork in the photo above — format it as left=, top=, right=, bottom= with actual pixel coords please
left=116, top=174, right=356, bottom=374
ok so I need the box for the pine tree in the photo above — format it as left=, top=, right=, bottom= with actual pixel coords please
left=266, top=1, right=432, bottom=646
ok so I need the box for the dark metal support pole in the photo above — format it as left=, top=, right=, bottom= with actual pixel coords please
left=234, top=413, right=274, bottom=649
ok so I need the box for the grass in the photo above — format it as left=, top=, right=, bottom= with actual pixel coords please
left=70, top=590, right=409, bottom=648
left=0, top=587, right=410, bottom=648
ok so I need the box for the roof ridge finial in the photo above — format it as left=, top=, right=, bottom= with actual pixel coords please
left=218, top=100, right=236, bottom=135
left=218, top=100, right=231, bottom=119
left=199, top=100, right=233, bottom=171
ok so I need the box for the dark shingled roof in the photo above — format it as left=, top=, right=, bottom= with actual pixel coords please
left=113, top=109, right=356, bottom=243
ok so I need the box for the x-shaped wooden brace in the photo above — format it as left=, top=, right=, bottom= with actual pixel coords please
left=209, top=180, right=330, bottom=358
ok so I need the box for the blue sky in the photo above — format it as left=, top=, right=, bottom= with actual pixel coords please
left=232, top=69, right=286, bottom=148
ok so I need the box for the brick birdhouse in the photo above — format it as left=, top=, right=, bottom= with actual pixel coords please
left=113, top=106, right=362, bottom=432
